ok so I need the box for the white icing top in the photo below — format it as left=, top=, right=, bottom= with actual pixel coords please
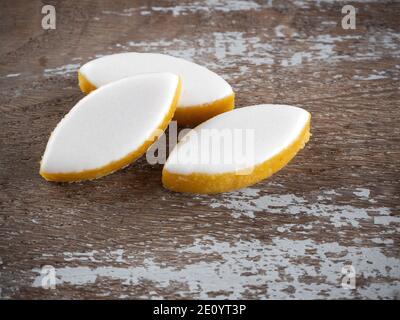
left=41, top=73, right=179, bottom=173
left=79, top=53, right=233, bottom=108
left=164, top=104, right=310, bottom=174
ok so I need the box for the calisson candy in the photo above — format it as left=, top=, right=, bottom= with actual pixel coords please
left=162, top=104, right=311, bottom=193
left=78, top=52, right=234, bottom=126
left=40, top=73, right=181, bottom=182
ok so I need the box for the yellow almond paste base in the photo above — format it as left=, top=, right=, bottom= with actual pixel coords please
left=174, top=94, right=235, bottom=127
left=40, top=78, right=182, bottom=182
left=162, top=117, right=311, bottom=194
left=78, top=72, right=235, bottom=126
left=78, top=72, right=96, bottom=94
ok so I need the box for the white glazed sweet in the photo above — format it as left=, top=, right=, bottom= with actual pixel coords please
left=162, top=104, right=311, bottom=193
left=40, top=73, right=181, bottom=181
left=79, top=52, right=232, bottom=107
left=165, top=104, right=310, bottom=174
left=78, top=53, right=235, bottom=126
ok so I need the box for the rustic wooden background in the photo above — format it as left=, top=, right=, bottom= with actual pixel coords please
left=0, top=0, right=399, bottom=299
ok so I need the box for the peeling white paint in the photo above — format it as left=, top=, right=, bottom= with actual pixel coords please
left=103, top=0, right=262, bottom=17
left=43, top=63, right=80, bottom=76
left=208, top=187, right=394, bottom=230
left=275, top=25, right=286, bottom=38
left=353, top=188, right=370, bottom=198
left=371, top=238, right=394, bottom=245
left=374, top=216, right=400, bottom=226
left=5, top=73, right=21, bottom=78
left=28, top=181, right=400, bottom=299
left=32, top=182, right=398, bottom=299
left=353, top=73, right=387, bottom=81
left=43, top=27, right=399, bottom=81
left=32, top=235, right=400, bottom=299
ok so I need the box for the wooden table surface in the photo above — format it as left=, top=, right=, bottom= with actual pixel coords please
left=1, top=0, right=399, bottom=299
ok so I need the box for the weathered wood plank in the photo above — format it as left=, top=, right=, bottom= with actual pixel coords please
left=0, top=0, right=399, bottom=299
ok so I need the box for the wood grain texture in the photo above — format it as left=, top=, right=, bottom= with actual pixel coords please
left=0, top=0, right=399, bottom=299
